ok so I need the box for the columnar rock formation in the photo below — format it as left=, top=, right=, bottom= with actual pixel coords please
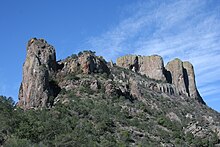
left=165, top=58, right=188, bottom=96
left=116, top=55, right=166, bottom=81
left=183, top=61, right=199, bottom=98
left=116, top=55, right=205, bottom=104
left=182, top=61, right=205, bottom=104
left=18, top=38, right=57, bottom=109
left=165, top=59, right=205, bottom=104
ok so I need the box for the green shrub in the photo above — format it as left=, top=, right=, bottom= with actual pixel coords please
left=4, top=137, right=34, bottom=147
left=65, top=73, right=80, bottom=81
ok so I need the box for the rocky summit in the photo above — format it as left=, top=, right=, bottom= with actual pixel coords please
left=1, top=38, right=219, bottom=146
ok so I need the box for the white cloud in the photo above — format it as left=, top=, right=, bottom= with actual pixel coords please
left=86, top=0, right=220, bottom=108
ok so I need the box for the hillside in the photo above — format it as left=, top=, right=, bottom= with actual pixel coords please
left=0, top=38, right=220, bottom=146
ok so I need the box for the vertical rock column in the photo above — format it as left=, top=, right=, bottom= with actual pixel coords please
left=183, top=62, right=205, bottom=104
left=165, top=58, right=188, bottom=96
left=165, top=58, right=205, bottom=104
left=18, top=38, right=57, bottom=109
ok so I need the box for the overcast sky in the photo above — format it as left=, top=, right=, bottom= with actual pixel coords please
left=0, top=0, right=219, bottom=111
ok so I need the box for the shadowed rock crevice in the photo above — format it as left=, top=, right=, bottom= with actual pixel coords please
left=48, top=79, right=61, bottom=106
left=129, top=56, right=139, bottom=72
left=183, top=68, right=190, bottom=97
left=57, top=62, right=64, bottom=70
left=164, top=69, right=172, bottom=84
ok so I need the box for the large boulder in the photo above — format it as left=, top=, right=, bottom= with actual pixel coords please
left=18, top=38, right=57, bottom=109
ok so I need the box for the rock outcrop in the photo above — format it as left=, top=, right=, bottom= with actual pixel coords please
left=183, top=61, right=205, bottom=104
left=117, top=55, right=205, bottom=104
left=116, top=55, right=166, bottom=81
left=139, top=55, right=166, bottom=81
left=18, top=38, right=57, bottom=109
left=129, top=77, right=142, bottom=99
left=165, top=59, right=205, bottom=104
left=59, top=51, right=110, bottom=75
left=165, top=58, right=188, bottom=96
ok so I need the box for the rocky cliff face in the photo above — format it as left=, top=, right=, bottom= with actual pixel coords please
left=165, top=59, right=205, bottom=104
left=165, top=58, right=188, bottom=96
left=18, top=38, right=57, bottom=109
left=58, top=51, right=110, bottom=75
left=183, top=61, right=204, bottom=103
left=117, top=55, right=205, bottom=104
left=116, top=55, right=166, bottom=81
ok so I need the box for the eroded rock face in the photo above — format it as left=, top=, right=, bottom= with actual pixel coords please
left=116, top=55, right=137, bottom=69
left=165, top=58, right=188, bottom=96
left=116, top=55, right=166, bottom=81
left=139, top=55, right=166, bottom=81
left=183, top=61, right=205, bottom=104
left=60, top=51, right=110, bottom=75
left=18, top=38, right=57, bottom=109
left=165, top=59, right=205, bottom=104
left=183, top=61, right=198, bottom=98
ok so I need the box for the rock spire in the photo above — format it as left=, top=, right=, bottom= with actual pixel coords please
left=18, top=38, right=57, bottom=109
